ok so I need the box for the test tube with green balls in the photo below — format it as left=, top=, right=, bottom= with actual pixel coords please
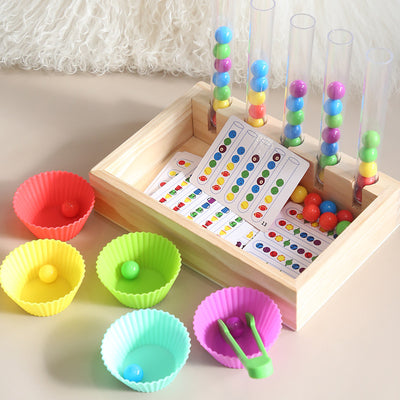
left=281, top=13, right=315, bottom=148
left=317, top=29, right=353, bottom=184
left=245, top=0, right=276, bottom=128
left=354, top=48, right=393, bottom=204
left=210, top=0, right=236, bottom=128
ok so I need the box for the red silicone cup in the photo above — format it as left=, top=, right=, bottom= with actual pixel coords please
left=13, top=171, right=95, bottom=241
left=193, top=286, right=282, bottom=369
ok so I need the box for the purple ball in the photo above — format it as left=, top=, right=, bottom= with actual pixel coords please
left=225, top=316, right=245, bottom=338
left=289, top=80, right=307, bottom=98
left=322, top=127, right=341, bottom=143
left=214, top=57, right=232, bottom=73
left=327, top=81, right=345, bottom=100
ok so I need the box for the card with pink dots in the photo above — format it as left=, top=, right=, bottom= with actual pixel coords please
left=190, top=116, right=309, bottom=232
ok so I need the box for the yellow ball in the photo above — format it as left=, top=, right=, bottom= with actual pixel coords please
left=39, top=264, right=58, bottom=283
left=290, top=185, right=308, bottom=203
left=247, top=90, right=266, bottom=106
left=247, top=116, right=264, bottom=127
left=213, top=99, right=230, bottom=111
left=359, top=161, right=377, bottom=178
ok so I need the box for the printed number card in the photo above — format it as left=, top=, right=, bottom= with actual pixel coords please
left=190, top=116, right=309, bottom=232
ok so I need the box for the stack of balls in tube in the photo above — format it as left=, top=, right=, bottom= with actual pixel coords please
left=290, top=185, right=353, bottom=235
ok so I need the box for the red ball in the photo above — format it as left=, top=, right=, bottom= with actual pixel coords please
left=319, top=212, right=338, bottom=231
left=302, top=204, right=320, bottom=222
left=249, top=104, right=266, bottom=119
left=336, top=209, right=354, bottom=222
left=304, top=192, right=322, bottom=207
left=61, top=200, right=80, bottom=218
left=357, top=174, right=376, bottom=188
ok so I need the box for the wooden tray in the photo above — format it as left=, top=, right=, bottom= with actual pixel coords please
left=89, top=81, right=400, bottom=330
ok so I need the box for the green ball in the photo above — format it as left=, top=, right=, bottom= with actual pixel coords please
left=319, top=154, right=338, bottom=168
left=286, top=110, right=304, bottom=126
left=284, top=137, right=302, bottom=148
left=213, top=43, right=231, bottom=59
left=325, top=113, right=343, bottom=128
left=213, top=85, right=231, bottom=101
left=362, top=130, right=380, bottom=148
left=336, top=220, right=351, bottom=235
left=121, top=260, right=140, bottom=280
left=359, top=146, right=378, bottom=162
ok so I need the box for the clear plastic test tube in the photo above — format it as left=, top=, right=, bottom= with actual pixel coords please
left=317, top=29, right=353, bottom=183
left=210, top=0, right=236, bottom=128
left=246, top=0, right=276, bottom=128
left=281, top=13, right=316, bottom=148
left=354, top=47, right=393, bottom=203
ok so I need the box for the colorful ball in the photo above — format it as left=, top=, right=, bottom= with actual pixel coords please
left=213, top=98, right=230, bottom=111
left=247, top=116, right=264, bottom=127
left=359, top=161, right=377, bottom=178
left=336, top=209, right=354, bottom=222
left=304, top=192, right=322, bottom=207
left=362, top=130, right=381, bottom=148
left=61, top=199, right=79, bottom=218
left=319, top=200, right=337, bottom=214
left=251, top=59, right=269, bottom=78
left=357, top=173, right=376, bottom=187
left=336, top=220, right=351, bottom=235
left=319, top=212, right=338, bottom=231
left=325, top=113, right=343, bottom=129
left=248, top=103, right=266, bottom=120
left=286, top=110, right=304, bottom=126
left=286, top=95, right=304, bottom=112
left=359, top=146, right=378, bottom=163
left=250, top=76, right=268, bottom=92
left=323, top=99, right=343, bottom=116
left=214, top=85, right=231, bottom=101
left=121, top=260, right=140, bottom=280
left=39, top=264, right=58, bottom=283
left=247, top=89, right=265, bottom=106
left=212, top=71, right=230, bottom=87
left=215, top=26, right=233, bottom=44
left=213, top=43, right=231, bottom=59
left=123, top=364, right=144, bottom=382
left=225, top=316, right=245, bottom=338
left=302, top=204, right=320, bottom=222
left=214, top=57, right=232, bottom=73
left=284, top=123, right=302, bottom=139
left=327, top=81, right=345, bottom=100
left=290, top=185, right=308, bottom=203
left=321, top=141, right=338, bottom=157
left=284, top=137, right=302, bottom=147
left=289, top=80, right=307, bottom=98
left=319, top=154, right=338, bottom=168
left=321, top=127, right=341, bottom=144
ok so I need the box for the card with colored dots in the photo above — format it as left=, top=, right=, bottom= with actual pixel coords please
left=144, top=152, right=201, bottom=195
left=190, top=116, right=309, bottom=232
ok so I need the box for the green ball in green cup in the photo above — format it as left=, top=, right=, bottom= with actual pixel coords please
left=362, top=130, right=380, bottom=148
left=121, top=260, right=140, bottom=280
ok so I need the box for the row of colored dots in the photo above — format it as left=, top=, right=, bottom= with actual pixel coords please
left=218, top=216, right=243, bottom=236
left=277, top=219, right=322, bottom=245
left=254, top=242, right=303, bottom=271
left=267, top=231, right=315, bottom=258
left=252, top=178, right=284, bottom=218
left=158, top=177, right=190, bottom=203
left=201, top=206, right=230, bottom=227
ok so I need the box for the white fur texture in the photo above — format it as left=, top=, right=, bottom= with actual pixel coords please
left=0, top=0, right=398, bottom=92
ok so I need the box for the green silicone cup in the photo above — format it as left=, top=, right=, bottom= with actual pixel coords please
left=101, top=309, right=191, bottom=392
left=96, top=232, right=181, bottom=308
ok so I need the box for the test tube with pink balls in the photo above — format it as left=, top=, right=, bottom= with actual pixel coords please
left=210, top=0, right=236, bottom=128
left=354, top=48, right=393, bottom=204
left=246, top=0, right=276, bottom=128
left=281, top=13, right=316, bottom=147
left=317, top=29, right=353, bottom=183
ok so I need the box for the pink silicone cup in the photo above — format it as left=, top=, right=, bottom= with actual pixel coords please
left=193, top=286, right=282, bottom=369
left=13, top=171, right=95, bottom=241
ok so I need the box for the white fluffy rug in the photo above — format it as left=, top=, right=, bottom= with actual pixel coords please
left=0, top=0, right=398, bottom=92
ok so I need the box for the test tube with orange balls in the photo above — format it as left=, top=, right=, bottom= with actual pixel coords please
left=246, top=0, right=276, bottom=128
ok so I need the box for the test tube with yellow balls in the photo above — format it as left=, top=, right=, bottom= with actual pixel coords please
left=210, top=0, right=236, bottom=127
left=354, top=48, right=393, bottom=203
left=246, top=0, right=276, bottom=128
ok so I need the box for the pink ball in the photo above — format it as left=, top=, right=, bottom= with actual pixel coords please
left=289, top=80, right=307, bottom=98
left=214, top=57, right=232, bottom=73
left=321, top=127, right=341, bottom=143
left=327, top=81, right=345, bottom=100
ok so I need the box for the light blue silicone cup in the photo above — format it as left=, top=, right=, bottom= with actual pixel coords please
left=101, top=309, right=191, bottom=392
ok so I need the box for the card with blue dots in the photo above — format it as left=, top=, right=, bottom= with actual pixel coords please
left=190, top=116, right=309, bottom=232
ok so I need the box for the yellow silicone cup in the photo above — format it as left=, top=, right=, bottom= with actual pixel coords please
left=0, top=239, right=85, bottom=316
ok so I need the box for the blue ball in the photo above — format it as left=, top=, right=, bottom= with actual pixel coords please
left=284, top=123, right=302, bottom=139
left=250, top=76, right=268, bottom=92
left=215, top=26, right=233, bottom=44
left=286, top=95, right=304, bottom=112
left=321, top=141, right=338, bottom=156
left=212, top=72, right=230, bottom=87
left=319, top=200, right=337, bottom=214
left=323, top=99, right=343, bottom=116
left=123, top=364, right=144, bottom=382
left=251, top=59, right=269, bottom=78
